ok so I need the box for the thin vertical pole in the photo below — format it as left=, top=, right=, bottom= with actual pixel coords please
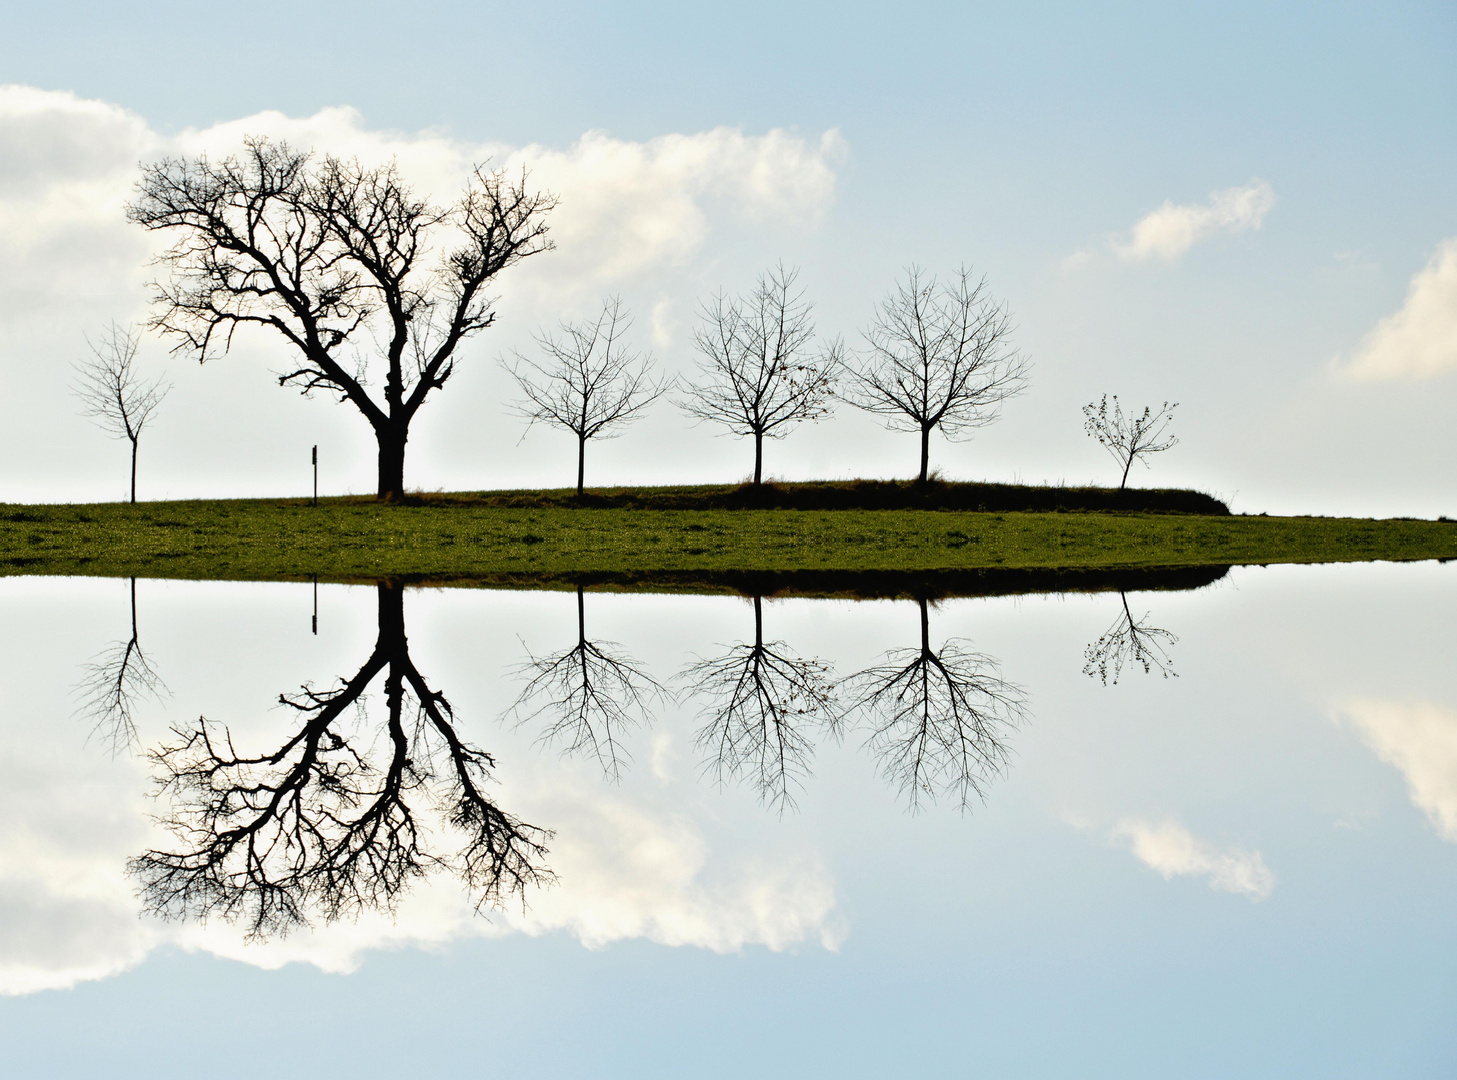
left=312, top=575, right=318, bottom=636
left=312, top=445, right=318, bottom=507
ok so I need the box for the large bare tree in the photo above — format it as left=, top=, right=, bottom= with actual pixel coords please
left=130, top=582, right=552, bottom=938
left=73, top=323, right=170, bottom=503
left=127, top=138, right=555, bottom=500
left=848, top=266, right=1028, bottom=483
left=679, top=264, right=840, bottom=486
left=506, top=298, right=670, bottom=494
left=1082, top=395, right=1178, bottom=490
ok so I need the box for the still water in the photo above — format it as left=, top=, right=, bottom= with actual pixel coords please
left=1, top=564, right=1454, bottom=1077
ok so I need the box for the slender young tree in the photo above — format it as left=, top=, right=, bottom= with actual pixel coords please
left=73, top=323, right=170, bottom=503
left=505, top=299, right=670, bottom=494
left=1082, top=396, right=1178, bottom=490
left=849, top=266, right=1028, bottom=483
left=127, top=138, right=555, bottom=500
left=678, top=264, right=840, bottom=486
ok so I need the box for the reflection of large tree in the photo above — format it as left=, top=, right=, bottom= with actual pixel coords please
left=1082, top=591, right=1177, bottom=684
left=680, top=595, right=838, bottom=813
left=848, top=598, right=1025, bottom=811
left=130, top=582, right=552, bottom=938
left=506, top=586, right=666, bottom=781
left=75, top=577, right=168, bottom=753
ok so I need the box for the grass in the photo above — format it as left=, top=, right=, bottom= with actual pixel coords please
left=1, top=491, right=1453, bottom=587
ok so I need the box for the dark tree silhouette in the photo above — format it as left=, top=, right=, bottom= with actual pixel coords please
left=678, top=264, right=840, bottom=486
left=847, top=597, right=1025, bottom=811
left=74, top=576, right=168, bottom=754
left=848, top=266, right=1028, bottom=483
left=505, top=586, right=668, bottom=781
left=72, top=324, right=170, bottom=504
left=127, top=138, right=555, bottom=500
left=129, top=582, right=552, bottom=938
left=1082, top=591, right=1178, bottom=684
left=1082, top=396, right=1178, bottom=490
left=679, top=595, right=839, bottom=813
left=506, top=299, right=671, bottom=494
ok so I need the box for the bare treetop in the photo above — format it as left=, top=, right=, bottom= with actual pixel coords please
left=849, top=266, right=1028, bottom=482
left=679, top=263, right=840, bottom=485
left=1083, top=395, right=1179, bottom=490
left=506, top=298, right=671, bottom=494
left=73, top=323, right=170, bottom=503
left=127, top=138, right=555, bottom=499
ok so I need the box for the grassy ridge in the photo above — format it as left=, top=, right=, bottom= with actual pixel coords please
left=2, top=497, right=1453, bottom=584
left=408, top=479, right=1233, bottom=515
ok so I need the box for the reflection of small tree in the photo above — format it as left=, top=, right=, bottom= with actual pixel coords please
left=678, top=264, right=839, bottom=486
left=848, top=266, right=1027, bottom=483
left=73, top=324, right=171, bottom=503
left=1082, top=396, right=1178, bottom=490
left=847, top=598, right=1025, bottom=811
left=75, top=576, right=169, bottom=753
left=506, top=586, right=668, bottom=781
left=130, top=583, right=552, bottom=939
left=506, top=299, right=671, bottom=495
left=1082, top=591, right=1178, bottom=684
left=680, top=595, right=839, bottom=813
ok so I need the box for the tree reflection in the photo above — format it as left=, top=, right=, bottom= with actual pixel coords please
left=75, top=577, right=168, bottom=753
left=848, top=597, right=1025, bottom=812
left=1082, top=591, right=1178, bottom=684
left=506, top=586, right=667, bottom=781
left=130, top=582, right=552, bottom=939
left=680, top=595, right=839, bottom=814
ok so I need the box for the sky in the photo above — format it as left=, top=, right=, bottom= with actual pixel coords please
left=2, top=0, right=1455, bottom=515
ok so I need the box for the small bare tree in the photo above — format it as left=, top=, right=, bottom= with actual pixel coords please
left=1082, top=591, right=1178, bottom=684
left=505, top=586, right=668, bottom=781
left=679, top=264, right=840, bottom=486
left=849, top=266, right=1028, bottom=483
left=73, top=324, right=170, bottom=503
left=74, top=577, right=169, bottom=753
left=506, top=299, right=670, bottom=494
left=1083, top=396, right=1178, bottom=490
left=679, top=595, right=840, bottom=814
left=846, top=597, right=1025, bottom=812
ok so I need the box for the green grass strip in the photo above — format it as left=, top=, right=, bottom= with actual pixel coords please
left=2, top=498, right=1453, bottom=584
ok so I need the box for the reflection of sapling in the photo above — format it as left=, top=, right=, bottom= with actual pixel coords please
left=1083, top=591, right=1178, bottom=684
left=1082, top=395, right=1178, bottom=490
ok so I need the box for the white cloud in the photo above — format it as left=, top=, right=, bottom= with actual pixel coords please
left=1341, top=239, right=1457, bottom=381
left=1113, top=180, right=1276, bottom=262
left=0, top=86, right=845, bottom=318
left=1341, top=698, right=1457, bottom=840
left=1111, top=817, right=1274, bottom=900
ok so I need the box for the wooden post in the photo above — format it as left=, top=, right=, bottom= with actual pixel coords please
left=311, top=445, right=318, bottom=507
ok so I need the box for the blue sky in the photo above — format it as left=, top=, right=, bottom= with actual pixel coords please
left=2, top=0, right=1455, bottom=512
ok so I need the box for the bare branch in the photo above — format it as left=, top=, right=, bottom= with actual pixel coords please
left=1082, top=591, right=1178, bottom=684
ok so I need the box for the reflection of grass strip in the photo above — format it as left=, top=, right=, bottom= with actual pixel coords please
left=1, top=499, right=1454, bottom=583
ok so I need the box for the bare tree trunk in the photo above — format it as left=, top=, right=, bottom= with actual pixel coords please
left=129, top=437, right=139, bottom=504
left=753, top=432, right=763, bottom=486
left=576, top=586, right=586, bottom=646
left=377, top=427, right=408, bottom=501
left=577, top=435, right=586, bottom=496
left=753, top=594, right=763, bottom=644
left=918, top=426, right=931, bottom=484
left=918, top=596, right=929, bottom=655
left=1119, top=455, right=1132, bottom=491
left=130, top=576, right=138, bottom=640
